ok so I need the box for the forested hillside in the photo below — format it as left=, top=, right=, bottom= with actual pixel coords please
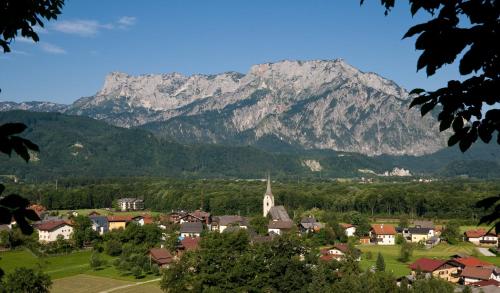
left=0, top=110, right=499, bottom=180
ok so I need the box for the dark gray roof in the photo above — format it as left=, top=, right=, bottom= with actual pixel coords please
left=408, top=227, right=432, bottom=235
left=268, top=220, right=294, bottom=229
left=180, top=222, right=203, bottom=233
left=268, top=206, right=291, bottom=222
left=214, top=215, right=248, bottom=226
left=90, top=216, right=109, bottom=233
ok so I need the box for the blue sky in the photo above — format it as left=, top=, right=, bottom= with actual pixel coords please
left=0, top=0, right=460, bottom=104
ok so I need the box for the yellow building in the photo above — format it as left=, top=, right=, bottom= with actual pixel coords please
left=107, top=215, right=132, bottom=231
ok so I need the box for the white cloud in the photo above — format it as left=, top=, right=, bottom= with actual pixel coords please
left=52, top=17, right=136, bottom=37
left=40, top=42, right=67, bottom=54
left=16, top=36, right=36, bottom=44
left=117, top=16, right=136, bottom=28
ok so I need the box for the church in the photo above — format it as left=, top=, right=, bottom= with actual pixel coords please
left=263, top=175, right=294, bottom=235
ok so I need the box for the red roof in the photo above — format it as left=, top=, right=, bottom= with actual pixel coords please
left=320, top=254, right=342, bottom=261
left=28, top=204, right=46, bottom=216
left=36, top=220, right=71, bottom=231
left=340, top=223, right=354, bottom=229
left=107, top=215, right=133, bottom=222
left=454, top=257, right=493, bottom=268
left=461, top=266, right=494, bottom=280
left=408, top=258, right=448, bottom=272
left=149, top=248, right=173, bottom=265
left=471, top=279, right=500, bottom=287
left=371, top=224, right=396, bottom=235
left=465, top=229, right=496, bottom=238
left=181, top=237, right=200, bottom=251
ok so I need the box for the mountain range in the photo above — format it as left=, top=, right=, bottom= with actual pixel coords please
left=1, top=59, right=446, bottom=156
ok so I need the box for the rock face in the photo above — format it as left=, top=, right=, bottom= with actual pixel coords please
left=1, top=59, right=447, bottom=155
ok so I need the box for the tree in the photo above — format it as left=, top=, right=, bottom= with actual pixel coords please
left=399, top=215, right=409, bottom=228
left=364, top=0, right=500, bottom=232
left=249, top=216, right=268, bottom=235
left=89, top=252, right=106, bottom=271
left=375, top=252, right=385, bottom=272
left=441, top=220, right=461, bottom=245
left=72, top=215, right=98, bottom=248
left=105, top=239, right=122, bottom=256
left=2, top=267, right=52, bottom=293
left=399, top=241, right=413, bottom=263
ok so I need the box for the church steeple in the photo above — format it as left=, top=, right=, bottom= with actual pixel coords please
left=263, top=173, right=275, bottom=217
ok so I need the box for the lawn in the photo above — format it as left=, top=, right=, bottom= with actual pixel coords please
left=357, top=242, right=499, bottom=277
left=0, top=249, right=159, bottom=281
left=51, top=274, right=162, bottom=293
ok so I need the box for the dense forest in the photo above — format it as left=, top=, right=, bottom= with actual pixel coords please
left=4, top=178, right=498, bottom=221
left=1, top=110, right=500, bottom=180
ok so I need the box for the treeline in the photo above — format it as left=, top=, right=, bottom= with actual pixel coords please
left=4, top=178, right=498, bottom=220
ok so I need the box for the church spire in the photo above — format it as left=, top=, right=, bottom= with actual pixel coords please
left=266, top=172, right=272, bottom=195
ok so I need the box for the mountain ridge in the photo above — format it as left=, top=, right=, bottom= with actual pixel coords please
left=0, top=59, right=446, bottom=156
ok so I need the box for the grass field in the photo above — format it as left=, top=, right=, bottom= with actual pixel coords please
left=358, top=242, right=500, bottom=277
left=0, top=249, right=159, bottom=281
left=51, top=275, right=162, bottom=293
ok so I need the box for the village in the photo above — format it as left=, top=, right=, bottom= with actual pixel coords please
left=1, top=177, right=499, bottom=292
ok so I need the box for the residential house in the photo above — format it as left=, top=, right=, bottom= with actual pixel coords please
left=461, top=266, right=497, bottom=285
left=88, top=211, right=101, bottom=217
left=90, top=215, right=109, bottom=235
left=406, top=227, right=435, bottom=243
left=464, top=229, right=498, bottom=246
left=340, top=223, right=356, bottom=237
left=370, top=224, right=396, bottom=245
left=190, top=210, right=211, bottom=225
left=470, top=279, right=500, bottom=288
left=149, top=248, right=174, bottom=268
left=299, top=217, right=323, bottom=233
left=408, top=258, right=460, bottom=283
left=117, top=198, right=144, bottom=211
left=132, top=214, right=154, bottom=226
left=359, top=236, right=371, bottom=245
left=268, top=220, right=294, bottom=235
left=107, top=215, right=133, bottom=231
left=166, top=211, right=187, bottom=223
left=452, top=256, right=493, bottom=270
left=180, top=222, right=203, bottom=238
left=320, top=243, right=360, bottom=261
left=36, top=220, right=73, bottom=243
left=211, top=216, right=248, bottom=233
left=179, top=214, right=203, bottom=224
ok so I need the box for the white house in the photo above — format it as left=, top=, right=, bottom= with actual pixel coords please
left=320, top=243, right=361, bottom=261
left=180, top=222, right=203, bottom=238
left=211, top=215, right=248, bottom=233
left=464, top=229, right=498, bottom=246
left=117, top=198, right=144, bottom=211
left=370, top=224, right=396, bottom=245
left=461, top=266, right=497, bottom=285
left=36, top=220, right=73, bottom=243
left=340, top=223, right=356, bottom=237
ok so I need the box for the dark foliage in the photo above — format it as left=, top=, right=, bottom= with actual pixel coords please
left=0, top=0, right=64, bottom=53
left=362, top=0, right=500, bottom=152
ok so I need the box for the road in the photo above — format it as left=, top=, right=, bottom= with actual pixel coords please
left=98, top=278, right=161, bottom=293
left=477, top=247, right=496, bottom=256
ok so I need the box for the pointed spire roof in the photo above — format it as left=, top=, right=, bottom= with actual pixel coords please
left=266, top=173, right=273, bottom=196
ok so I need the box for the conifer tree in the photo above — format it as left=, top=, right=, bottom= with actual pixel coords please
left=375, top=252, right=385, bottom=272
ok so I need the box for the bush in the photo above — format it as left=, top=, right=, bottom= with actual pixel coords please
left=395, top=234, right=405, bottom=245
left=151, top=263, right=160, bottom=276
left=364, top=251, right=373, bottom=260
left=105, top=239, right=122, bottom=256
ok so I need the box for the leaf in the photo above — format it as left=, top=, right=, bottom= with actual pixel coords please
left=409, top=88, right=426, bottom=95
left=24, top=209, right=41, bottom=221
left=420, top=101, right=435, bottom=116
left=0, top=206, right=12, bottom=224
left=452, top=117, right=464, bottom=132
left=448, top=133, right=461, bottom=146
left=0, top=123, right=27, bottom=136
left=439, top=115, right=453, bottom=132
left=476, top=195, right=500, bottom=209
left=459, top=135, right=473, bottom=152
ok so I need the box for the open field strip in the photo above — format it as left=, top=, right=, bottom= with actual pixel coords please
left=51, top=275, right=133, bottom=293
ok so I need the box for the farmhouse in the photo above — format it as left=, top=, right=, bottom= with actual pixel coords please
left=268, top=220, right=294, bottom=235
left=132, top=214, right=154, bottom=226
left=148, top=248, right=174, bottom=268
left=36, top=220, right=73, bottom=243
left=370, top=224, right=396, bottom=245
left=320, top=243, right=360, bottom=261
left=117, top=198, right=144, bottom=211
left=464, top=229, right=498, bottom=246
left=340, top=223, right=356, bottom=237
left=211, top=215, right=248, bottom=233
left=107, top=215, right=133, bottom=231
left=180, top=222, right=203, bottom=237
left=461, top=266, right=498, bottom=285
left=408, top=258, right=459, bottom=283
